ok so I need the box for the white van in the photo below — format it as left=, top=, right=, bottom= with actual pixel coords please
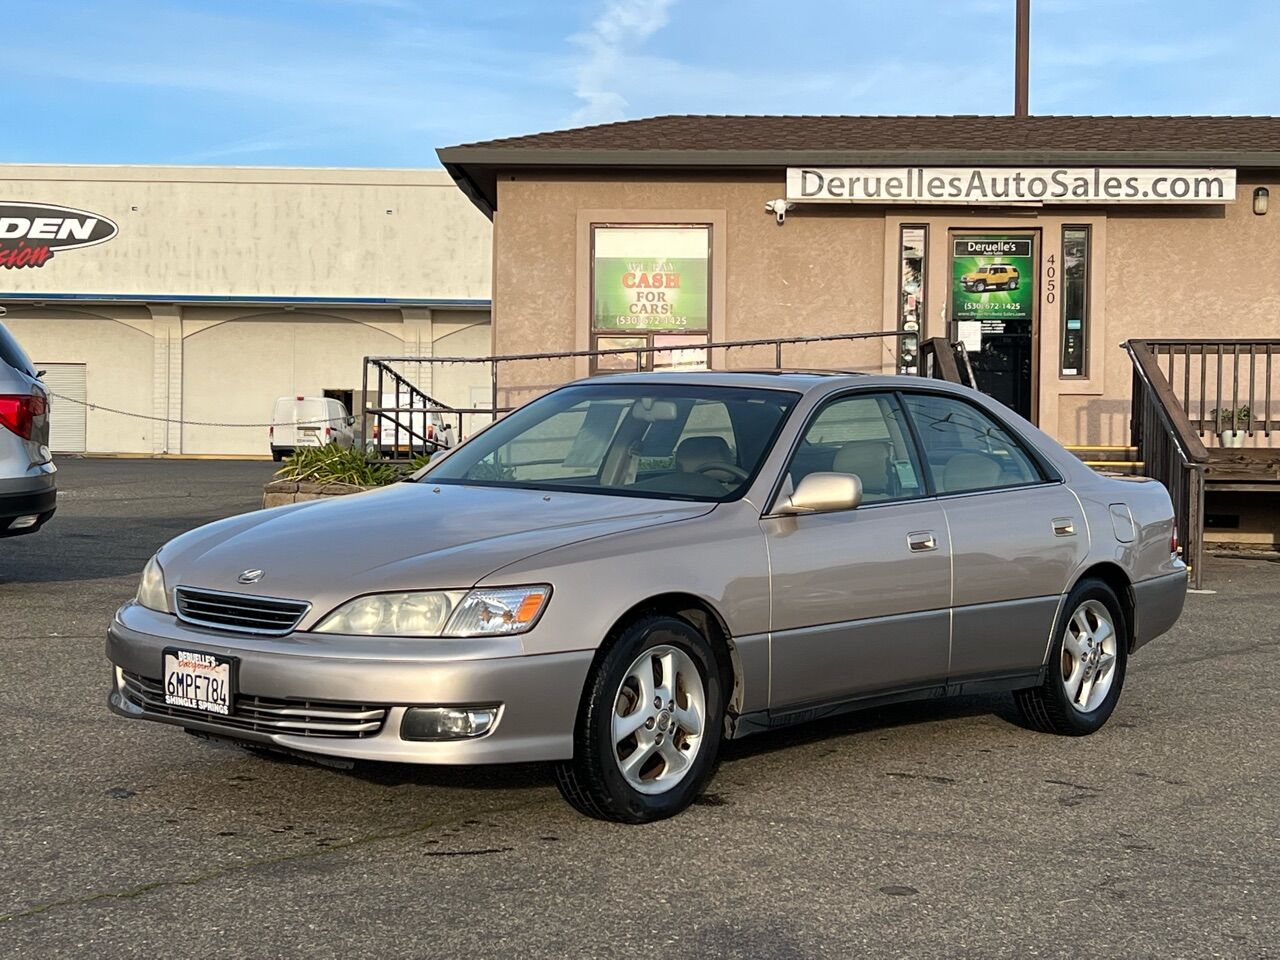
left=269, top=396, right=355, bottom=461
left=369, top=389, right=456, bottom=454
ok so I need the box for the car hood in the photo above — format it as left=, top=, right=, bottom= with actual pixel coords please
left=158, top=482, right=713, bottom=624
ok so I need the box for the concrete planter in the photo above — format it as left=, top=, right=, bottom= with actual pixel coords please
left=262, top=480, right=371, bottom=509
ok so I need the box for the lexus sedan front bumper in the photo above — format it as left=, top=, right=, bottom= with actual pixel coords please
left=106, top=603, right=592, bottom=765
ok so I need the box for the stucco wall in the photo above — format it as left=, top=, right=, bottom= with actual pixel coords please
left=492, top=175, right=888, bottom=409
left=489, top=170, right=1279, bottom=446
left=0, top=165, right=491, bottom=301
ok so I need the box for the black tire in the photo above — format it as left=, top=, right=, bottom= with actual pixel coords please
left=973, top=280, right=986, bottom=292
left=1015, top=578, right=1128, bottom=736
left=554, top=613, right=725, bottom=823
left=1008, top=278, right=1020, bottom=290
left=271, top=450, right=284, bottom=462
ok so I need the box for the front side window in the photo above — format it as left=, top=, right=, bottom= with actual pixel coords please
left=428, top=383, right=797, bottom=502
left=787, top=393, right=925, bottom=503
left=591, top=225, right=711, bottom=373
left=901, top=393, right=1043, bottom=494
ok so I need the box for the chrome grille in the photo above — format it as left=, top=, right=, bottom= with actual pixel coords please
left=174, top=586, right=310, bottom=636
left=120, top=671, right=387, bottom=739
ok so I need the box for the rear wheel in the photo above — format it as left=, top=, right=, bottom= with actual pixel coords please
left=1008, top=277, right=1020, bottom=290
left=1015, top=579, right=1127, bottom=735
left=555, top=614, right=724, bottom=823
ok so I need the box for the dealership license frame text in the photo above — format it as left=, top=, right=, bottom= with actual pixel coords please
left=787, top=167, right=1237, bottom=205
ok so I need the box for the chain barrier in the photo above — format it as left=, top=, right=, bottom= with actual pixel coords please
left=43, top=391, right=340, bottom=429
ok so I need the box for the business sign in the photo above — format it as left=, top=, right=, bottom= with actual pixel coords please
left=951, top=233, right=1034, bottom=324
left=0, top=202, right=118, bottom=269
left=592, top=226, right=709, bottom=331
left=787, top=167, right=1237, bottom=205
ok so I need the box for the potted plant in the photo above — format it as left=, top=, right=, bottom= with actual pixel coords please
left=1210, top=405, right=1251, bottom=448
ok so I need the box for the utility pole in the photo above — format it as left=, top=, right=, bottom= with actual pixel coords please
left=1014, top=0, right=1030, bottom=117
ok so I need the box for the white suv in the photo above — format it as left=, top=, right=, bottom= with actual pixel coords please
left=0, top=314, right=56, bottom=536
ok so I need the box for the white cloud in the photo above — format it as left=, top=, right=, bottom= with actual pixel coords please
left=570, top=0, right=678, bottom=124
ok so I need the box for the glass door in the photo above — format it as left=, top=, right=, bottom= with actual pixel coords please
left=948, top=231, right=1038, bottom=422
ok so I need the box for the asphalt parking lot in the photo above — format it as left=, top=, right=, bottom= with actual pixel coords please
left=1, top=458, right=1277, bottom=959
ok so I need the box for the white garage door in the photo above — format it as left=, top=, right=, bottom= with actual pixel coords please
left=39, top=363, right=88, bottom=453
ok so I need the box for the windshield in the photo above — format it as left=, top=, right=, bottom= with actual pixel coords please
left=426, top=382, right=799, bottom=502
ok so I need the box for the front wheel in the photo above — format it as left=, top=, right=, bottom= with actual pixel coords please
left=555, top=614, right=724, bottom=823
left=1015, top=579, right=1128, bottom=735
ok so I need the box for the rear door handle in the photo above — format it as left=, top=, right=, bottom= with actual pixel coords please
left=907, top=531, right=938, bottom=552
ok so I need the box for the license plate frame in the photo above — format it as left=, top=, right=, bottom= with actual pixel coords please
left=162, top=648, right=237, bottom=716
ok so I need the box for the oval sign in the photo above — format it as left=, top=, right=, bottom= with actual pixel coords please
left=0, top=202, right=119, bottom=269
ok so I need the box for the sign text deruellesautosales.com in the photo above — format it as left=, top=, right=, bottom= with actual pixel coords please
left=787, top=167, right=1237, bottom=204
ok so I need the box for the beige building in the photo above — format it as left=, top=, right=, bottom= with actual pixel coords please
left=439, top=115, right=1280, bottom=447
left=0, top=165, right=492, bottom=454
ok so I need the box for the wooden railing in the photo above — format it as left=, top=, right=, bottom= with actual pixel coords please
left=1137, top=339, right=1280, bottom=441
left=920, top=337, right=976, bottom=387
left=1125, top=341, right=1211, bottom=587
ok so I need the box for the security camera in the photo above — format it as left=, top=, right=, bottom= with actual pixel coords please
left=764, top=198, right=794, bottom=225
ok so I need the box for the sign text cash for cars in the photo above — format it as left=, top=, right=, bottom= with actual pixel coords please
left=786, top=167, right=1237, bottom=204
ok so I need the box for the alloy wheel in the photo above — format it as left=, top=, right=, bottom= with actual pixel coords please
left=1060, top=599, right=1119, bottom=713
left=611, top=644, right=706, bottom=795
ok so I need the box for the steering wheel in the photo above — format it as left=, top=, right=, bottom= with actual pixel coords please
left=695, top=461, right=749, bottom=482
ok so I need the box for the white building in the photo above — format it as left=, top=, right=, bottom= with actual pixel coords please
left=0, top=165, right=492, bottom=455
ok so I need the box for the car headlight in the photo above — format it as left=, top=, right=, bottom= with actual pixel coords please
left=136, top=554, right=170, bottom=613
left=314, top=585, right=550, bottom=638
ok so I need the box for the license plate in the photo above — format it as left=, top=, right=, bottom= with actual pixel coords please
left=163, top=649, right=234, bottom=716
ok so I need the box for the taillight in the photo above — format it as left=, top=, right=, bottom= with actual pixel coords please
left=269, top=425, right=274, bottom=438
left=0, top=394, right=45, bottom=440
left=324, top=426, right=332, bottom=438
left=427, top=423, right=435, bottom=439
left=1171, top=519, right=1180, bottom=557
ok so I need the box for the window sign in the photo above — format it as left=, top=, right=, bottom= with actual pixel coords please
left=898, top=225, right=926, bottom=374
left=592, top=226, right=709, bottom=332
left=1060, top=226, right=1090, bottom=377
left=950, top=235, right=1034, bottom=326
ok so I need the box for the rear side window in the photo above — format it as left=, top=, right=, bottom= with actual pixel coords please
left=902, top=393, right=1043, bottom=494
left=0, top=323, right=35, bottom=377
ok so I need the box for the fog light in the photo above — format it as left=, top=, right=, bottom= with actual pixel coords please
left=401, top=706, right=500, bottom=741
left=9, top=514, right=38, bottom=529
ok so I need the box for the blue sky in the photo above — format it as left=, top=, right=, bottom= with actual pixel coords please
left=6, top=0, right=1280, bottom=168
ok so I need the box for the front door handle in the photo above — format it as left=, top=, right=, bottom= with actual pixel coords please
left=907, top=531, right=938, bottom=552
left=1052, top=517, right=1076, bottom=537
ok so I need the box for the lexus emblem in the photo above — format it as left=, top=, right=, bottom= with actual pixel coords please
left=237, top=569, right=265, bottom=584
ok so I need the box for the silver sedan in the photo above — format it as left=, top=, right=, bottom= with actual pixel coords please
left=108, top=372, right=1187, bottom=822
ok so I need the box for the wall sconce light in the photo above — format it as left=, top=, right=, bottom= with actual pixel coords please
left=1254, top=187, right=1269, bottom=216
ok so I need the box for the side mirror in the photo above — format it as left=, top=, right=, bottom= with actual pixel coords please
left=779, top=472, right=863, bottom=515
left=345, top=416, right=356, bottom=427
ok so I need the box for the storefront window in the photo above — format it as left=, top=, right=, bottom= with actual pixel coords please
left=591, top=225, right=711, bottom=372
left=898, top=225, right=926, bottom=374
left=1061, top=226, right=1090, bottom=377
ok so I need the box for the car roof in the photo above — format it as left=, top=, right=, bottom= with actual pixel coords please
left=568, top=369, right=950, bottom=395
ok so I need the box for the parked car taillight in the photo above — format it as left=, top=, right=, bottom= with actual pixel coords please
left=1171, top=518, right=1180, bottom=558
left=324, top=426, right=332, bottom=439
left=269, top=425, right=274, bottom=439
left=0, top=394, right=45, bottom=440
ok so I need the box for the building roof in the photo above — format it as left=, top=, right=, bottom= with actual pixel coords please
left=438, top=114, right=1280, bottom=216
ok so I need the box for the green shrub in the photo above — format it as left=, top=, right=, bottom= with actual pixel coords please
left=275, top=445, right=411, bottom=487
